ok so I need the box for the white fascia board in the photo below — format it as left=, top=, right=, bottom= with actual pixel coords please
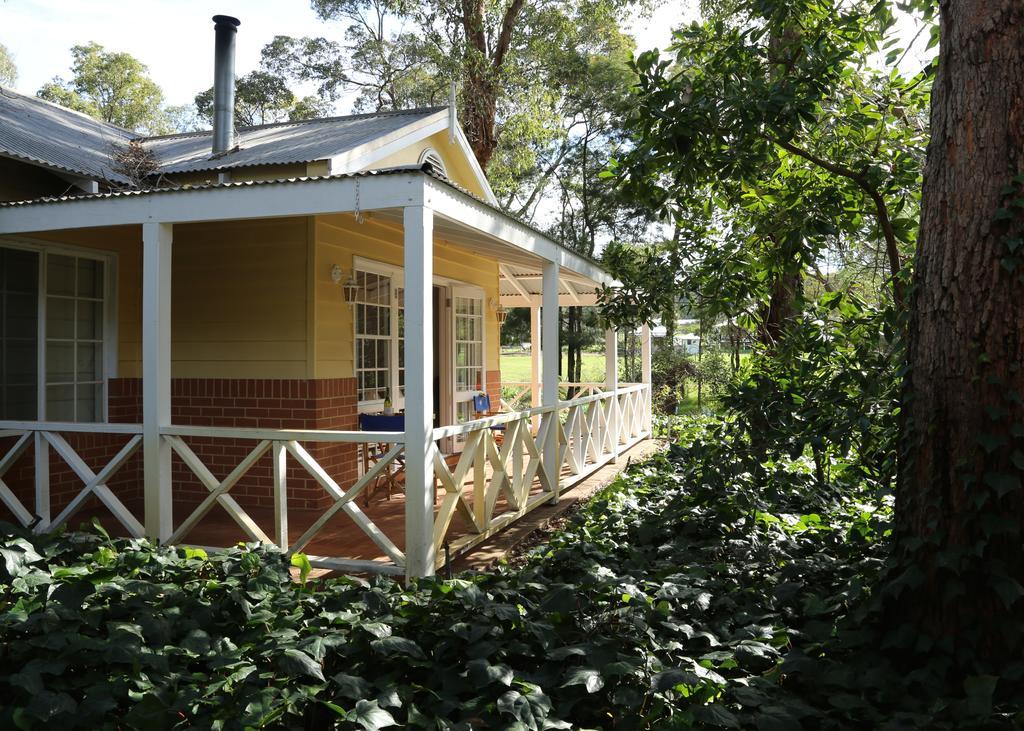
left=327, top=111, right=449, bottom=173
left=0, top=174, right=428, bottom=234
left=451, top=124, right=498, bottom=205
left=332, top=111, right=499, bottom=207
left=424, top=177, right=617, bottom=287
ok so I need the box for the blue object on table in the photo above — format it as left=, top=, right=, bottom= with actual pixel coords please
left=359, top=413, right=405, bottom=431
left=472, top=394, right=505, bottom=432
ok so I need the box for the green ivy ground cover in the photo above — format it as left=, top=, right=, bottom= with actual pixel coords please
left=1, top=418, right=1021, bottom=729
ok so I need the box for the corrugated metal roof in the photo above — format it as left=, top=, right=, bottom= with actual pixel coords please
left=144, top=107, right=446, bottom=174
left=0, top=86, right=134, bottom=184
left=0, top=165, right=424, bottom=207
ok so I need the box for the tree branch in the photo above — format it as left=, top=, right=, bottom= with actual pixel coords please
left=493, top=0, right=526, bottom=70
left=772, top=136, right=905, bottom=304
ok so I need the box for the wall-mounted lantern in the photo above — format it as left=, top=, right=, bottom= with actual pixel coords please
left=331, top=265, right=358, bottom=306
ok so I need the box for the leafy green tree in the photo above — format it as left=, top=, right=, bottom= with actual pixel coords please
left=0, top=42, right=16, bottom=87
left=37, top=42, right=170, bottom=134
left=261, top=0, right=649, bottom=172
left=607, top=1, right=929, bottom=340
left=194, top=70, right=330, bottom=128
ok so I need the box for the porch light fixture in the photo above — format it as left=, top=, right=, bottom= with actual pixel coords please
left=332, top=265, right=359, bottom=306
left=490, top=297, right=508, bottom=327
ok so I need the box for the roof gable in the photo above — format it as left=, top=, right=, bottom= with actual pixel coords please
left=0, top=89, right=497, bottom=205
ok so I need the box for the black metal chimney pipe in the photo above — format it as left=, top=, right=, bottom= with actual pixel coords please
left=212, top=15, right=240, bottom=155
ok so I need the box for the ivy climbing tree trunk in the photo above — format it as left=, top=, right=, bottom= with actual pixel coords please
left=899, top=0, right=1024, bottom=662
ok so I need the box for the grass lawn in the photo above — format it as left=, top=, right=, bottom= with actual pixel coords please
left=500, top=350, right=607, bottom=382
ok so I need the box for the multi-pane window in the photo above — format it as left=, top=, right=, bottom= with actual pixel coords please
left=46, top=255, right=105, bottom=421
left=454, top=295, right=483, bottom=394
left=0, top=244, right=109, bottom=423
left=0, top=248, right=39, bottom=420
left=354, top=270, right=392, bottom=403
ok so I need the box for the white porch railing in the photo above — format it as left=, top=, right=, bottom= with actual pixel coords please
left=159, top=425, right=407, bottom=576
left=0, top=421, right=144, bottom=536
left=431, top=383, right=651, bottom=561
left=0, top=383, right=650, bottom=578
left=499, top=381, right=608, bottom=411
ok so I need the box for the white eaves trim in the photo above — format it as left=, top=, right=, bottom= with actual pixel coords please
left=329, top=110, right=447, bottom=175
left=328, top=108, right=499, bottom=207
left=423, top=177, right=617, bottom=287
left=450, top=124, right=498, bottom=206
left=0, top=174, right=426, bottom=232
left=0, top=171, right=614, bottom=286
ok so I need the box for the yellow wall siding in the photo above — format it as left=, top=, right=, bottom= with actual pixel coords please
left=313, top=213, right=500, bottom=380
left=15, top=209, right=503, bottom=386
left=171, top=218, right=310, bottom=378
left=26, top=219, right=313, bottom=380
left=365, top=130, right=489, bottom=200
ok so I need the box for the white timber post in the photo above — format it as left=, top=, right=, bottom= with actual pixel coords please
left=529, top=303, right=541, bottom=431
left=641, top=324, right=653, bottom=436
left=34, top=432, right=49, bottom=530
left=403, top=204, right=435, bottom=580
left=142, top=222, right=173, bottom=542
left=542, top=260, right=560, bottom=501
left=605, top=328, right=620, bottom=463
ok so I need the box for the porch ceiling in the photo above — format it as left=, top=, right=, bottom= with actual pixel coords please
left=367, top=207, right=604, bottom=307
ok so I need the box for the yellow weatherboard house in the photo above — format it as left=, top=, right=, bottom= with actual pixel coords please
left=0, top=15, right=652, bottom=579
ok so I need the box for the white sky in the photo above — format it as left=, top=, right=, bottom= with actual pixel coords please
left=1, top=0, right=697, bottom=111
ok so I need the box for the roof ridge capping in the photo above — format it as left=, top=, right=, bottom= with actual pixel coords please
left=142, top=105, right=449, bottom=141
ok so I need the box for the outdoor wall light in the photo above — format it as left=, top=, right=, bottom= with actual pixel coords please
left=332, top=265, right=359, bottom=306
left=490, top=297, right=508, bottom=327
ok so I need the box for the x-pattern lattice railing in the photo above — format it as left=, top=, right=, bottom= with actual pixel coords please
left=0, top=384, right=649, bottom=577
left=162, top=425, right=408, bottom=574
left=431, top=384, right=651, bottom=560
left=0, top=422, right=144, bottom=536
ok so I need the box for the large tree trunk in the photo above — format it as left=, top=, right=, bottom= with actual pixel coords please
left=756, top=268, right=802, bottom=347
left=899, top=0, right=1024, bottom=662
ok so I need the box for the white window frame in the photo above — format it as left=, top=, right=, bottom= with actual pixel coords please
left=0, top=236, right=118, bottom=423
left=451, top=285, right=486, bottom=425
left=353, top=257, right=404, bottom=413
left=352, top=257, right=486, bottom=425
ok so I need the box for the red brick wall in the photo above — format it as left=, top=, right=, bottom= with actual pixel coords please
left=486, top=369, right=502, bottom=411
left=0, top=378, right=362, bottom=529
left=108, top=377, right=360, bottom=512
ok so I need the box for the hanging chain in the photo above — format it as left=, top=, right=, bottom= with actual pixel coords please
left=354, top=177, right=365, bottom=224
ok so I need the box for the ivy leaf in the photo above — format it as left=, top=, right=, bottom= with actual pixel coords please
left=561, top=667, right=604, bottom=693
left=278, top=648, right=324, bottom=681
left=371, top=636, right=426, bottom=660
left=329, top=673, right=369, bottom=701
left=694, top=704, right=741, bottom=728
left=290, top=552, right=312, bottom=584
left=348, top=699, right=398, bottom=730
left=963, top=675, right=998, bottom=717
left=497, top=688, right=552, bottom=730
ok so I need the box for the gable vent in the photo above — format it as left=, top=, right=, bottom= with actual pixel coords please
left=419, top=148, right=447, bottom=178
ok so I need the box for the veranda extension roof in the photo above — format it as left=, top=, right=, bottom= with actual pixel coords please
left=0, top=165, right=616, bottom=300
